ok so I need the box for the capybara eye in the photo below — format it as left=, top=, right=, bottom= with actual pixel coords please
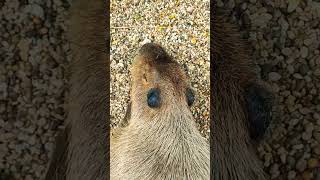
left=186, top=88, right=195, bottom=106
left=147, top=88, right=161, bottom=108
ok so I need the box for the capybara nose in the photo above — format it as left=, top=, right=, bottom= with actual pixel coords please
left=139, top=43, right=171, bottom=63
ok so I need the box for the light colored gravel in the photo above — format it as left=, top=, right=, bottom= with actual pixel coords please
left=0, top=0, right=69, bottom=179
left=110, top=0, right=210, bottom=138
left=219, top=0, right=320, bottom=179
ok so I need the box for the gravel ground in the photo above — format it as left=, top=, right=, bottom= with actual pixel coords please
left=219, top=0, right=320, bottom=179
left=0, top=0, right=69, bottom=179
left=110, top=0, right=210, bottom=138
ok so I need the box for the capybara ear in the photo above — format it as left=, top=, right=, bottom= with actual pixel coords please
left=244, top=83, right=273, bottom=141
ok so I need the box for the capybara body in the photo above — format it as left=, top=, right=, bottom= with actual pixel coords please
left=211, top=8, right=272, bottom=180
left=45, top=0, right=109, bottom=179
left=110, top=43, right=210, bottom=179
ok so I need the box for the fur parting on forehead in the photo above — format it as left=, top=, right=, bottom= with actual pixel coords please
left=152, top=69, right=160, bottom=84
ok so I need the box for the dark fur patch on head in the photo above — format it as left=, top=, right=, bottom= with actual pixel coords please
left=139, top=43, right=172, bottom=63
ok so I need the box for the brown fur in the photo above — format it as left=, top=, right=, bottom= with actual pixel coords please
left=45, top=0, right=109, bottom=179
left=110, top=44, right=210, bottom=179
left=211, top=11, right=269, bottom=180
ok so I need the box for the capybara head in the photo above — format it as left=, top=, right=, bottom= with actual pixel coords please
left=130, top=43, right=195, bottom=120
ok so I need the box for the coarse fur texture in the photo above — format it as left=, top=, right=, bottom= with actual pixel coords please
left=110, top=43, right=210, bottom=180
left=211, top=8, right=272, bottom=180
left=45, top=0, right=109, bottom=180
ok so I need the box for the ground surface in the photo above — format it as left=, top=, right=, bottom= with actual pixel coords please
left=219, top=0, right=320, bottom=179
left=0, top=0, right=69, bottom=179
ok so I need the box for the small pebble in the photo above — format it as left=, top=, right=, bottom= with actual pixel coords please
left=268, top=72, right=282, bottom=81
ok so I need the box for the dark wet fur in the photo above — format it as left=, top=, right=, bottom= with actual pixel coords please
left=139, top=43, right=172, bottom=63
